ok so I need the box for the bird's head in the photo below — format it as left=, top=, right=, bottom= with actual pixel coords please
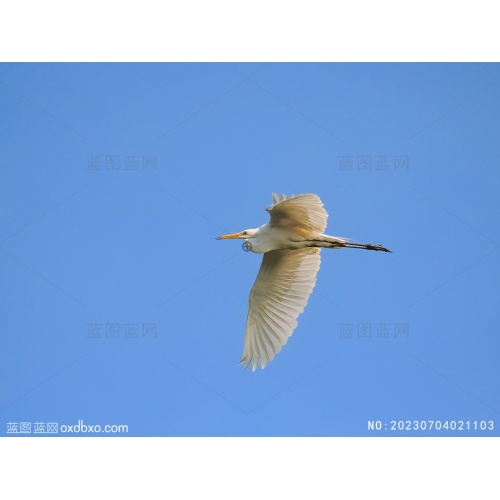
left=216, top=228, right=258, bottom=240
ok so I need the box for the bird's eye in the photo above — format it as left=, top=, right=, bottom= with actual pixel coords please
left=242, top=231, right=247, bottom=236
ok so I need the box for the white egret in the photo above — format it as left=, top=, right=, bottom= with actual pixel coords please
left=216, top=192, right=391, bottom=371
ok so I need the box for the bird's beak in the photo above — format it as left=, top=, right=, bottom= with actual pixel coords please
left=216, top=232, right=242, bottom=240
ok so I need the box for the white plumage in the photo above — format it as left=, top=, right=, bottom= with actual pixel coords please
left=217, top=192, right=391, bottom=371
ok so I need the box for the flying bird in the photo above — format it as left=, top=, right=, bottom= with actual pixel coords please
left=216, top=193, right=391, bottom=371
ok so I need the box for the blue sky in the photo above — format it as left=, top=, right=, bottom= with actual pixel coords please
left=1, top=63, right=499, bottom=436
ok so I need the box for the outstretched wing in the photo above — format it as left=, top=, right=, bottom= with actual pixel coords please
left=266, top=193, right=328, bottom=233
left=241, top=247, right=321, bottom=370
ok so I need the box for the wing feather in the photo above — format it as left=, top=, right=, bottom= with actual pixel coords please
left=266, top=193, right=328, bottom=233
left=241, top=247, right=321, bottom=370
